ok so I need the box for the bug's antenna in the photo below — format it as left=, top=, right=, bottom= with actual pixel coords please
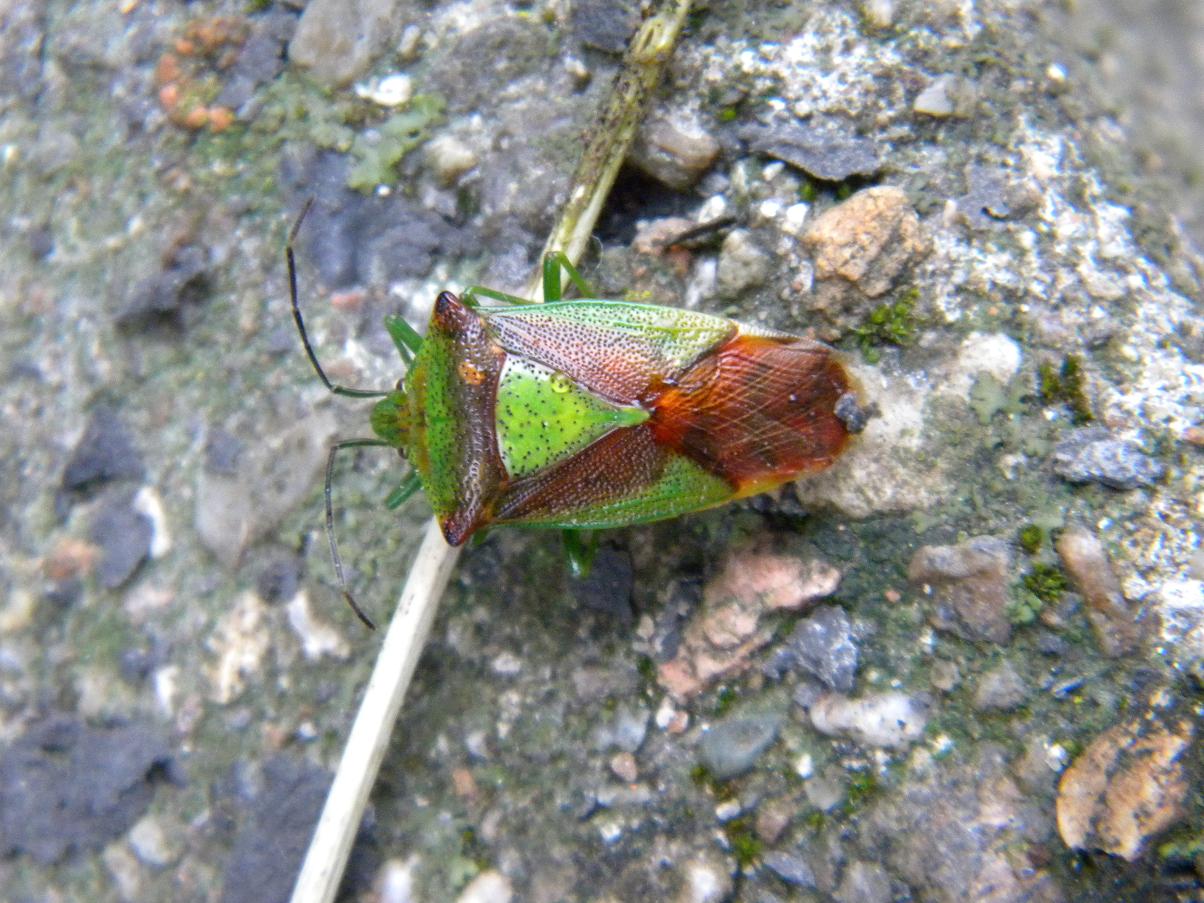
left=324, top=439, right=392, bottom=630
left=287, top=199, right=389, bottom=400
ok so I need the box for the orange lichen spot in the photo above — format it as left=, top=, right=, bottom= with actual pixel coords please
left=174, top=38, right=196, bottom=56
left=158, top=83, right=180, bottom=111
left=207, top=106, right=235, bottom=132
left=155, top=52, right=181, bottom=86
left=183, top=105, right=210, bottom=130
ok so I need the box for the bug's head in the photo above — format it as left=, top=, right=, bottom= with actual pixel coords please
left=369, top=390, right=412, bottom=455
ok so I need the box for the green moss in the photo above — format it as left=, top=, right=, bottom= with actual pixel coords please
left=1018, top=524, right=1044, bottom=554
left=854, top=287, right=920, bottom=362
left=723, top=817, right=763, bottom=868
left=1010, top=561, right=1068, bottom=624
left=714, top=684, right=738, bottom=715
left=1023, top=562, right=1069, bottom=604
left=1038, top=355, right=1094, bottom=424
left=636, top=655, right=657, bottom=685
left=845, top=769, right=879, bottom=809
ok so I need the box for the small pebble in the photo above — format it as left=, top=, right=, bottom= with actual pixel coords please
left=698, top=712, right=783, bottom=779
left=973, top=660, right=1029, bottom=711
left=763, top=850, right=816, bottom=887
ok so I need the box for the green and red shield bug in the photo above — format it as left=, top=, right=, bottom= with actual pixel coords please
left=287, top=202, right=865, bottom=626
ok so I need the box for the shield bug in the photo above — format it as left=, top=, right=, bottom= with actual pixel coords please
left=288, top=204, right=864, bottom=624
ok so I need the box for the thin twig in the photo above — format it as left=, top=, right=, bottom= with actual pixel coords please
left=290, top=4, right=691, bottom=901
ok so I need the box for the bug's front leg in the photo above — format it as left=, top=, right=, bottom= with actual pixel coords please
left=542, top=251, right=594, bottom=303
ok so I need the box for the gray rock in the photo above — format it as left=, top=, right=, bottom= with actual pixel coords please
left=786, top=605, right=859, bottom=692
left=1052, top=427, right=1165, bottom=490
left=698, top=712, right=784, bottom=779
left=763, top=850, right=816, bottom=887
left=194, top=410, right=337, bottom=568
left=590, top=703, right=649, bottom=754
left=90, top=491, right=153, bottom=589
left=0, top=714, right=172, bottom=864
left=289, top=0, right=411, bottom=88
left=834, top=860, right=892, bottom=903
left=742, top=119, right=882, bottom=182
left=716, top=229, right=772, bottom=298
left=61, top=406, right=145, bottom=496
left=973, top=660, right=1029, bottom=711
left=630, top=110, right=720, bottom=191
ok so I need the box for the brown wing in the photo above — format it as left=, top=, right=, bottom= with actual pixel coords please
left=646, top=334, right=852, bottom=494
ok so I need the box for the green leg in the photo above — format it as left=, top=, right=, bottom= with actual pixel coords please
left=562, top=528, right=599, bottom=579
left=384, top=314, right=422, bottom=364
left=384, top=469, right=423, bottom=510
left=461, top=253, right=596, bottom=308
left=461, top=285, right=533, bottom=309
left=542, top=251, right=594, bottom=302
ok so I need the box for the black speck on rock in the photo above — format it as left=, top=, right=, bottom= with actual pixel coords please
left=61, top=405, right=145, bottom=496
left=570, top=547, right=634, bottom=624
left=90, top=489, right=153, bottom=589
left=0, top=714, right=173, bottom=864
left=219, top=756, right=375, bottom=903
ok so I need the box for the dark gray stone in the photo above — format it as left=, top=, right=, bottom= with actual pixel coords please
left=0, top=714, right=172, bottom=864
left=698, top=712, right=783, bottom=779
left=90, top=491, right=153, bottom=589
left=219, top=756, right=375, bottom=903
left=570, top=547, right=634, bottom=623
left=788, top=605, right=859, bottom=692
left=1052, top=427, right=1165, bottom=489
left=742, top=119, right=882, bottom=182
left=117, top=243, right=212, bottom=330
left=61, top=407, right=144, bottom=494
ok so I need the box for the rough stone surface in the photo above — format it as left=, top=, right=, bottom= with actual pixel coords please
left=743, top=119, right=883, bottom=181
left=800, top=186, right=930, bottom=336
left=0, top=715, right=172, bottom=864
left=1056, top=710, right=1193, bottom=861
left=1052, top=427, right=1165, bottom=490
left=60, top=406, right=144, bottom=497
left=864, top=747, right=1062, bottom=902
left=195, top=411, right=337, bottom=568
left=716, top=228, right=772, bottom=298
left=972, top=660, right=1029, bottom=712
left=630, top=109, right=720, bottom=191
left=220, top=756, right=375, bottom=903
left=770, top=604, right=859, bottom=692
left=909, top=537, right=1014, bottom=644
left=658, top=541, right=840, bottom=700
left=90, top=490, right=153, bottom=589
left=1056, top=525, right=1143, bottom=657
